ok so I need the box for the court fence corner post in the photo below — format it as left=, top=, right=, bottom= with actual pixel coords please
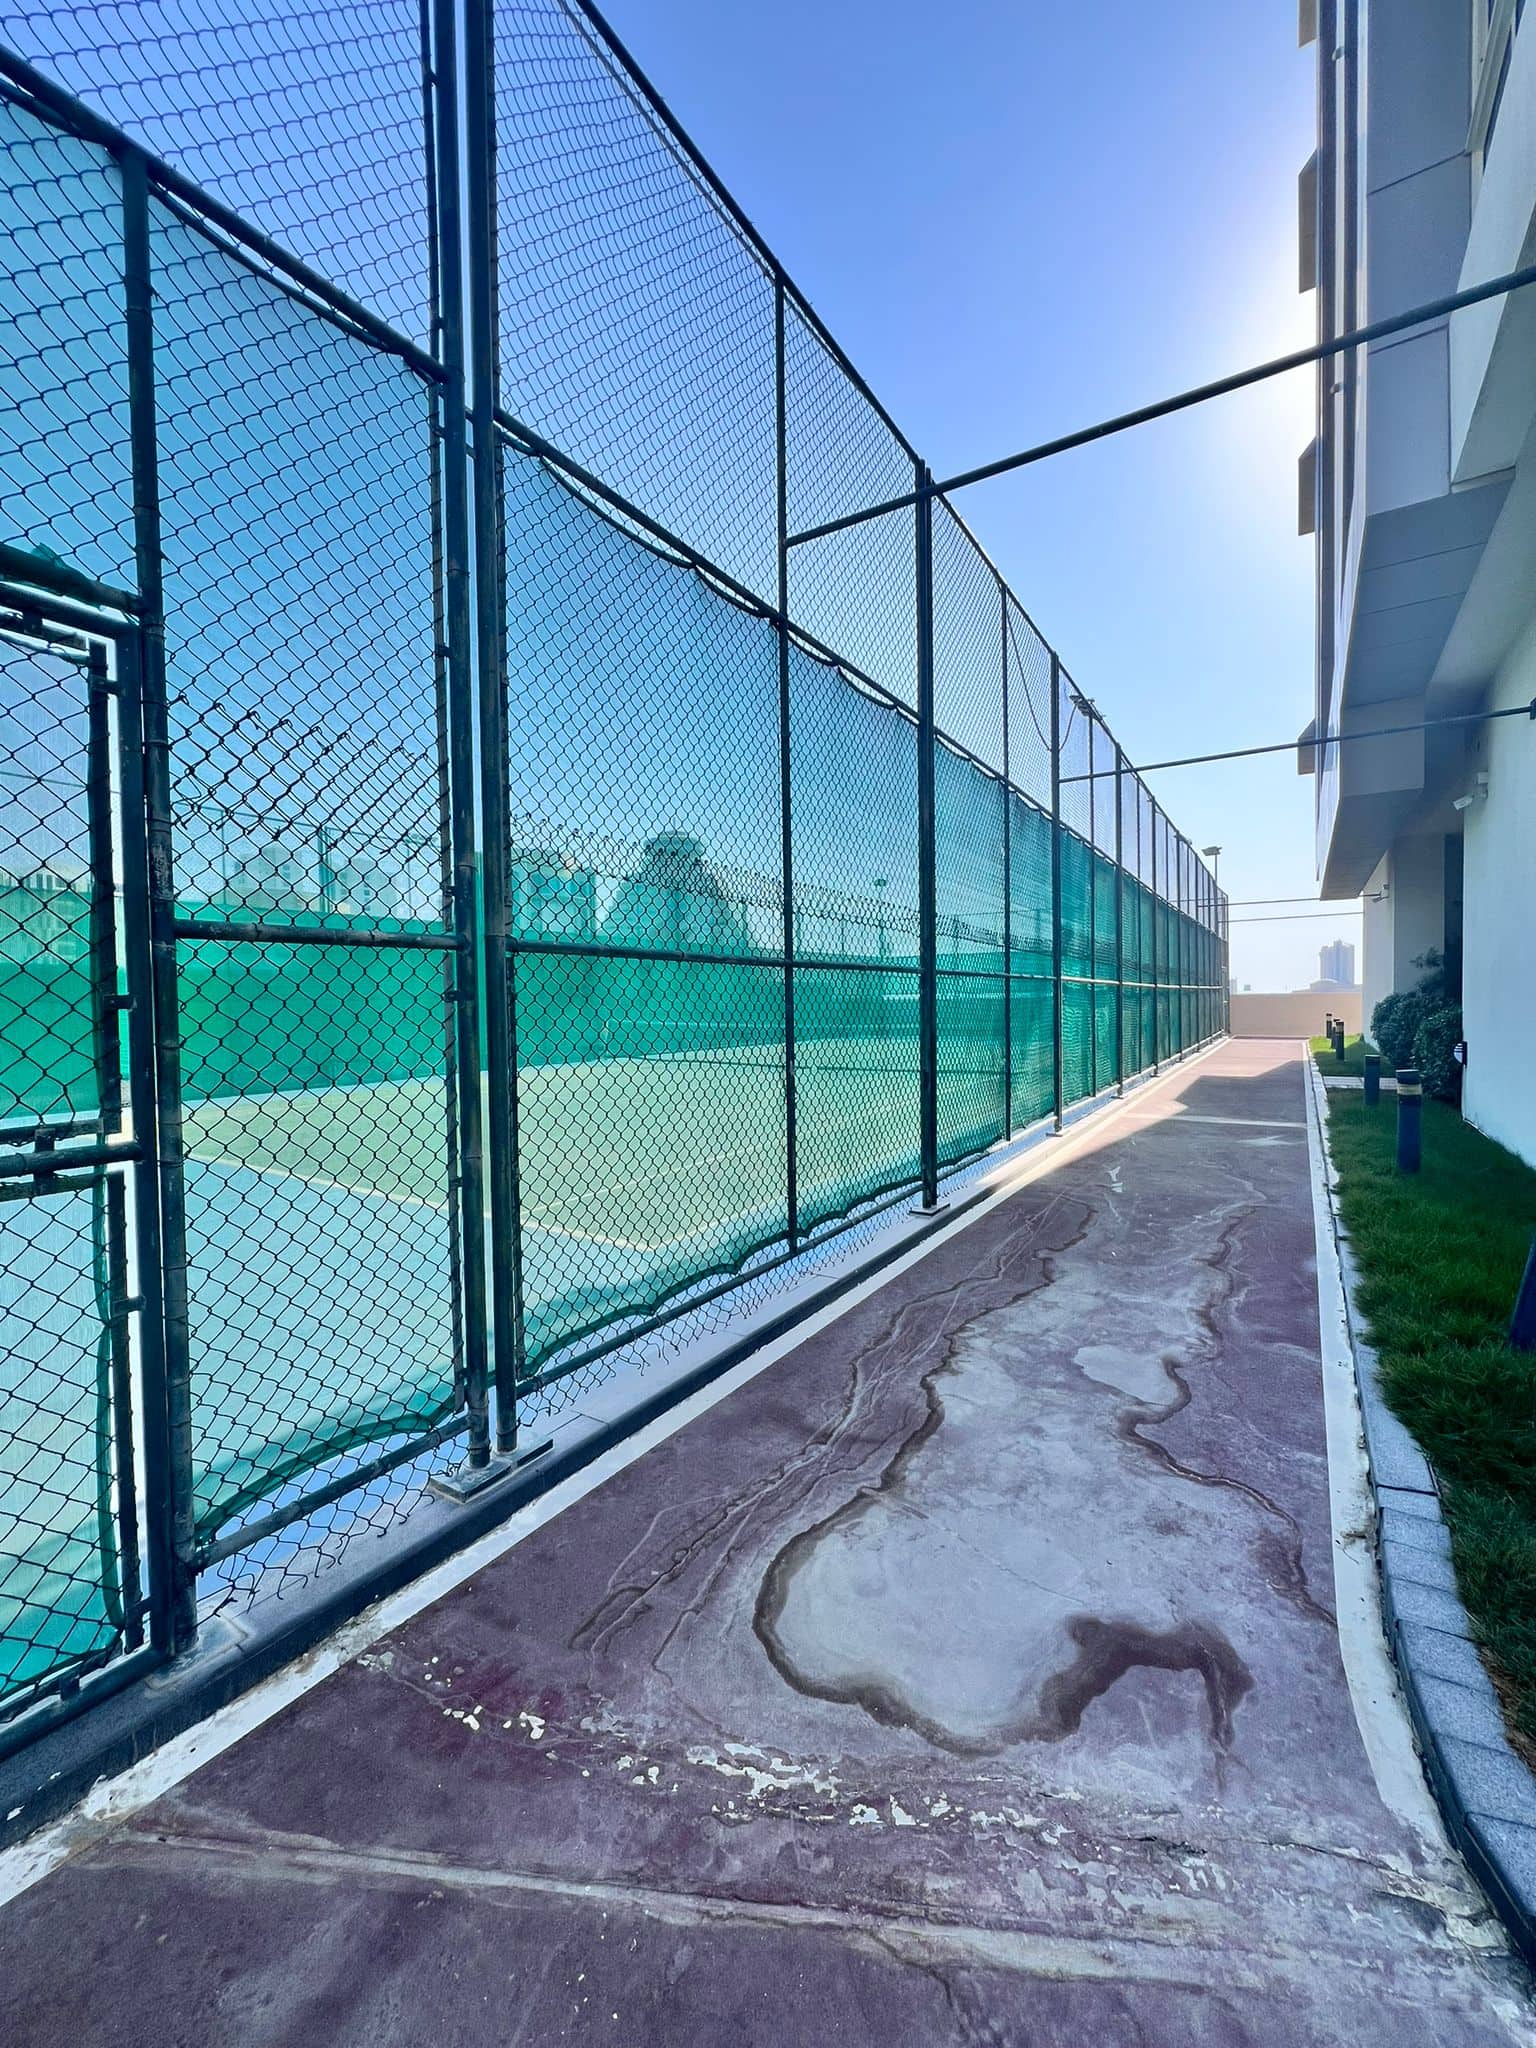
left=913, top=462, right=943, bottom=1211
left=421, top=0, right=495, bottom=1500
left=428, top=0, right=549, bottom=1499
left=1049, top=651, right=1064, bottom=1133
left=774, top=271, right=798, bottom=1256
left=120, top=139, right=198, bottom=1655
left=1149, top=799, right=1160, bottom=1076
left=1113, top=740, right=1125, bottom=1095
left=999, top=579, right=1012, bottom=1138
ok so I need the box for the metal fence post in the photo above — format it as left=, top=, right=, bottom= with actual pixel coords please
left=427, top=0, right=495, bottom=1481
left=1198, top=862, right=1206, bottom=1043
left=999, top=582, right=1012, bottom=1135
left=120, top=143, right=197, bottom=1652
left=1188, top=846, right=1195, bottom=1049
left=110, top=626, right=171, bottom=1663
left=1087, top=713, right=1098, bottom=1091
left=774, top=275, right=798, bottom=1251
left=464, top=0, right=547, bottom=1475
left=914, top=464, right=941, bottom=1207
left=85, top=641, right=138, bottom=1650
left=474, top=6, right=523, bottom=1463
left=1113, top=740, right=1125, bottom=1094
left=1175, top=835, right=1186, bottom=1059
left=1149, top=798, right=1160, bottom=1074
left=1049, top=651, right=1064, bottom=1131
left=1132, top=778, right=1143, bottom=1076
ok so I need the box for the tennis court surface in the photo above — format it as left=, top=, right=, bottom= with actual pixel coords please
left=5, top=1042, right=1532, bottom=2047
left=1, top=1030, right=957, bottom=1685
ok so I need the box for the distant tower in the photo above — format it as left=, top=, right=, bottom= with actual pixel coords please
left=1318, top=938, right=1356, bottom=987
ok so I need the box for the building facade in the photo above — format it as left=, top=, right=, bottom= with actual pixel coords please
left=1301, top=0, right=1536, bottom=1164
left=0, top=866, right=90, bottom=966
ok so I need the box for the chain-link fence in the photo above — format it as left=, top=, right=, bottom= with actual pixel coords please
left=0, top=0, right=1227, bottom=1759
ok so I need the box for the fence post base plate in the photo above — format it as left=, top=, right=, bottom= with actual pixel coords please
left=429, top=1439, right=554, bottom=1504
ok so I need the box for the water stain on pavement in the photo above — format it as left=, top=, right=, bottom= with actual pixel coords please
left=755, top=1194, right=1282, bottom=1756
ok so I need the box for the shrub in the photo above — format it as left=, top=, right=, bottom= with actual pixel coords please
left=1372, top=948, right=1459, bottom=1075
left=1411, top=946, right=1458, bottom=1007
left=1415, top=1003, right=1464, bottom=1102
left=1372, top=988, right=1427, bottom=1072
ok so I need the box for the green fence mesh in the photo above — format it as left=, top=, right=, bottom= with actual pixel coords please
left=0, top=0, right=1229, bottom=1733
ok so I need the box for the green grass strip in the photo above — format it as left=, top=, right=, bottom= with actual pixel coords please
left=1325, top=1089, right=1536, bottom=1745
left=1310, top=1032, right=1372, bottom=1078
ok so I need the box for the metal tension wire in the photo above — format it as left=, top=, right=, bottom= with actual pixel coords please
left=785, top=260, right=1536, bottom=548
left=1060, top=699, right=1536, bottom=783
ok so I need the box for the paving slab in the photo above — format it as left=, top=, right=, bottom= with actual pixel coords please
left=6, top=1042, right=1534, bottom=2046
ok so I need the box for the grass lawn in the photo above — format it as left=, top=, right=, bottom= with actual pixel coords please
left=1310, top=1032, right=1373, bottom=1078
left=1325, top=1089, right=1536, bottom=1746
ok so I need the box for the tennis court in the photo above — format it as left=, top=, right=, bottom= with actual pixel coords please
left=3, top=1022, right=1017, bottom=1696
left=177, top=1027, right=946, bottom=1371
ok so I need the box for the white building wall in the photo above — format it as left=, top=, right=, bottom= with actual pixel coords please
left=1390, top=834, right=1449, bottom=981
left=1461, top=610, right=1536, bottom=1167
left=1361, top=852, right=1394, bottom=1034
left=1358, top=834, right=1452, bottom=1048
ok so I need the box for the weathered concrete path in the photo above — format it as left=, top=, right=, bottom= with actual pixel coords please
left=7, top=1043, right=1535, bottom=2044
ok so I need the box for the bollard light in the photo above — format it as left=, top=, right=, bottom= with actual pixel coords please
left=1334, top=1021, right=1346, bottom=1063
left=1396, top=1068, right=1422, bottom=1173
left=1363, top=1052, right=1381, bottom=1106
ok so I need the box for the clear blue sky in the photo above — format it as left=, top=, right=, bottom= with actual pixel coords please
left=601, top=0, right=1353, bottom=992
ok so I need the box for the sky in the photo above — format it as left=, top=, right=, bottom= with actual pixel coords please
left=600, top=0, right=1354, bottom=992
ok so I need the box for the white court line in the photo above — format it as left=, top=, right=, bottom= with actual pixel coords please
left=1302, top=1043, right=1450, bottom=1847
left=0, top=1044, right=1227, bottom=1908
left=521, top=1208, right=780, bottom=1257
left=180, top=1075, right=446, bottom=1115
left=185, top=1152, right=449, bottom=1214
left=520, top=1219, right=685, bottom=1253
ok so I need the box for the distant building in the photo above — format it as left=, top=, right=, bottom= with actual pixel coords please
left=327, top=863, right=405, bottom=919
left=1316, top=938, right=1356, bottom=988
left=0, top=866, right=90, bottom=966
left=600, top=834, right=750, bottom=955
left=511, top=848, right=597, bottom=942
left=238, top=839, right=312, bottom=914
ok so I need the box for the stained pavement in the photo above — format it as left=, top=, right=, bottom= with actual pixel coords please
left=6, top=1042, right=1535, bottom=2045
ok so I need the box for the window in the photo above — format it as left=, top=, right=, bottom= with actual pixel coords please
left=1472, top=0, right=1524, bottom=177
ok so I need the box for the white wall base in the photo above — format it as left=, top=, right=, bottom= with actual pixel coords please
left=1461, top=612, right=1536, bottom=1169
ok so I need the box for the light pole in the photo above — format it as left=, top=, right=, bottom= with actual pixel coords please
left=1202, top=845, right=1225, bottom=1033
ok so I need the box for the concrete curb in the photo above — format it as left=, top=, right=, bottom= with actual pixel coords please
left=1306, top=1053, right=1536, bottom=1962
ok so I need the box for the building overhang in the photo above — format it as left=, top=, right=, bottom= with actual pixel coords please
left=1341, top=479, right=1509, bottom=710
left=1318, top=476, right=1508, bottom=892
left=1318, top=693, right=1428, bottom=897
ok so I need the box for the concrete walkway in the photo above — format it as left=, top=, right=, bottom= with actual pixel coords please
left=6, top=1043, right=1535, bottom=2044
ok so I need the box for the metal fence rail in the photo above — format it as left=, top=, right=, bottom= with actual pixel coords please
left=0, top=0, right=1228, bottom=1760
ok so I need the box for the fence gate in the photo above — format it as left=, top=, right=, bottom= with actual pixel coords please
left=0, top=593, right=174, bottom=1749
